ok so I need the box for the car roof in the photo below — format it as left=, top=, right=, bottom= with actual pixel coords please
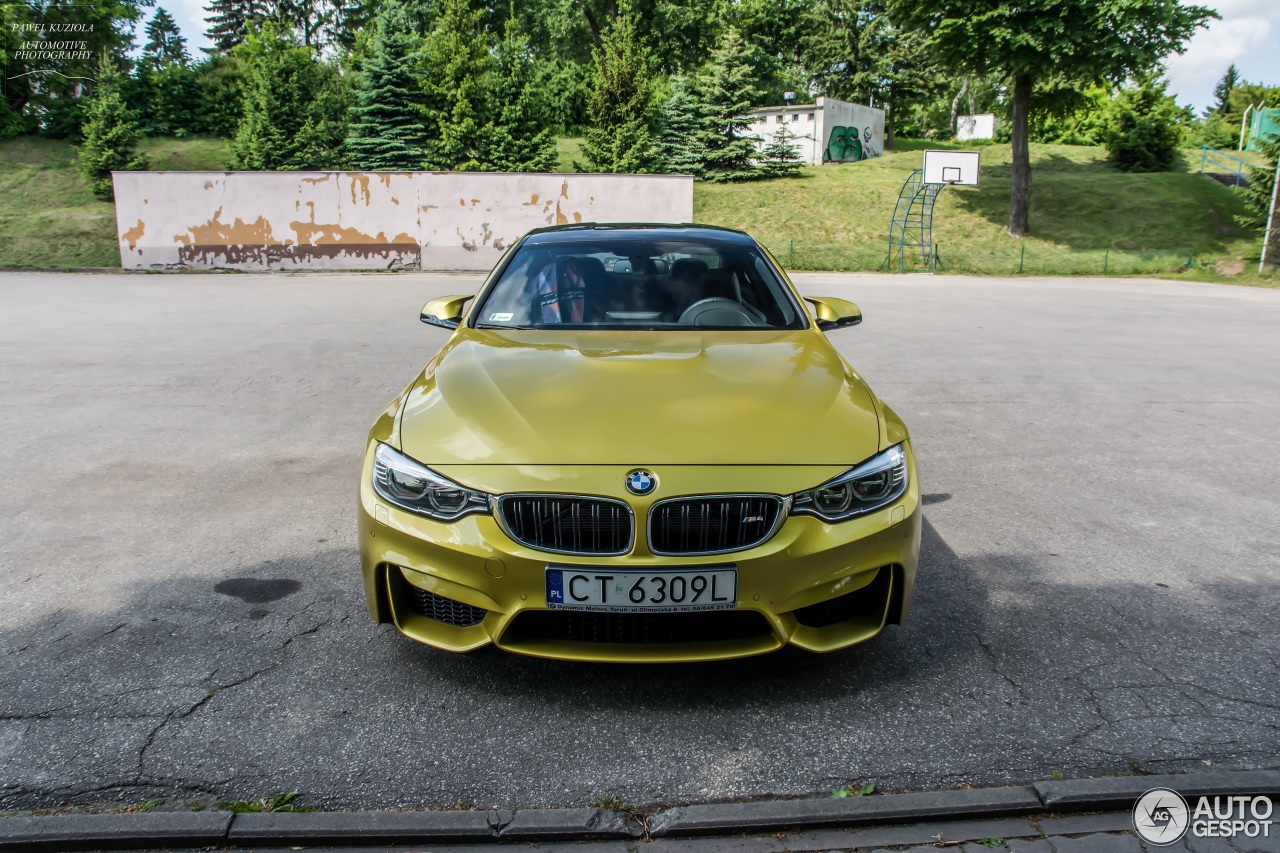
left=521, top=223, right=757, bottom=246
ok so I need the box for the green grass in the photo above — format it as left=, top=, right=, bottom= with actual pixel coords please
left=555, top=136, right=586, bottom=172
left=0, top=134, right=1271, bottom=281
left=694, top=140, right=1265, bottom=278
left=0, top=135, right=229, bottom=269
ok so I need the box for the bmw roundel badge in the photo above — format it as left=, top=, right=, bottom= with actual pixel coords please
left=625, top=469, right=657, bottom=496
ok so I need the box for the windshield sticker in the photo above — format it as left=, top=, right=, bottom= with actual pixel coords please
left=489, top=312, right=514, bottom=322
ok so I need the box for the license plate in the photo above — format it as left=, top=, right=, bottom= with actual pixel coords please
left=545, top=566, right=737, bottom=613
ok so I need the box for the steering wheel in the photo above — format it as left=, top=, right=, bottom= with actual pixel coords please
left=677, top=297, right=758, bottom=327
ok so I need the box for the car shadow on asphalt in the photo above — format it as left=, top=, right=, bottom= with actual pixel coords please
left=388, top=516, right=979, bottom=701
left=2, top=523, right=1277, bottom=811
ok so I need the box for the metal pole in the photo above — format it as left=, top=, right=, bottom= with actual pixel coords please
left=1260, top=159, right=1280, bottom=275
left=1018, top=243, right=1025, bottom=274
left=1239, top=105, right=1253, bottom=152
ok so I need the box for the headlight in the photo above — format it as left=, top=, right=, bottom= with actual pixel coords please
left=791, top=444, right=908, bottom=522
left=372, top=443, right=491, bottom=521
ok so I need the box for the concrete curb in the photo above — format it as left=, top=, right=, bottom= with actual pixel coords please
left=1, top=770, right=1276, bottom=850
left=226, top=809, right=501, bottom=845
left=648, top=786, right=1042, bottom=837
left=1033, top=769, right=1280, bottom=812
left=0, top=811, right=231, bottom=851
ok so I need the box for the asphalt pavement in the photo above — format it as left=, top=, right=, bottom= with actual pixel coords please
left=0, top=271, right=1277, bottom=811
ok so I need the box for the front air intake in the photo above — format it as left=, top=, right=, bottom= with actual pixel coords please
left=410, top=587, right=487, bottom=627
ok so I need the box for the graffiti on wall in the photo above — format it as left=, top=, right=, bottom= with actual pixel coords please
left=820, top=98, right=884, bottom=163
left=824, top=126, right=878, bottom=162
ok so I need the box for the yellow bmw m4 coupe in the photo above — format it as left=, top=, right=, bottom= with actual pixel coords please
left=359, top=224, right=921, bottom=662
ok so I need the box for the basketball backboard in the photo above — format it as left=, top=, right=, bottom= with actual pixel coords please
left=923, top=149, right=980, bottom=186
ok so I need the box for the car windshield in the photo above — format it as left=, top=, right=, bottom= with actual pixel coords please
left=472, top=238, right=805, bottom=330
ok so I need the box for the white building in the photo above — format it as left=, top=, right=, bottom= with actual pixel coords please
left=745, top=96, right=886, bottom=165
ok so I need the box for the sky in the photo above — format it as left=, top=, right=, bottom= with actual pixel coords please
left=1164, top=0, right=1280, bottom=112
left=153, top=0, right=1278, bottom=116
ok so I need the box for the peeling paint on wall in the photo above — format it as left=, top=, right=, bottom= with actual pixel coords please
left=121, top=219, right=145, bottom=250
left=112, top=171, right=694, bottom=271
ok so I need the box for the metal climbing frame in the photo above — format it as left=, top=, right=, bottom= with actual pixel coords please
left=886, top=169, right=944, bottom=272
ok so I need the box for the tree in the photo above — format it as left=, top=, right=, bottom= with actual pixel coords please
left=693, top=28, right=763, bottom=182
left=231, top=22, right=348, bottom=169
left=143, top=8, right=189, bottom=66
left=1105, top=77, right=1187, bottom=172
left=344, top=1, right=426, bottom=170
left=1212, top=64, right=1238, bottom=116
left=1237, top=133, right=1279, bottom=235
left=797, top=0, right=883, bottom=103
left=486, top=16, right=559, bottom=172
left=1029, top=86, right=1110, bottom=145
left=205, top=0, right=267, bottom=53
left=194, top=53, right=247, bottom=137
left=77, top=54, right=148, bottom=200
left=889, top=0, right=1215, bottom=237
left=656, top=76, right=707, bottom=176
left=581, top=15, right=661, bottom=173
left=758, top=120, right=805, bottom=177
left=418, top=0, right=495, bottom=171
left=136, top=8, right=201, bottom=138
left=137, top=64, right=204, bottom=137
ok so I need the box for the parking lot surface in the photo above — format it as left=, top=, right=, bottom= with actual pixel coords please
left=0, top=271, right=1277, bottom=810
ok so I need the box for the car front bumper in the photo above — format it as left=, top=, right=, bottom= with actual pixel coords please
left=358, top=442, right=921, bottom=662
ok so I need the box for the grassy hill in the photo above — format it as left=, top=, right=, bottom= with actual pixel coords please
left=0, top=134, right=1268, bottom=280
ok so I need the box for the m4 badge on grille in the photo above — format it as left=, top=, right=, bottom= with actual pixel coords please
left=625, top=469, right=657, bottom=496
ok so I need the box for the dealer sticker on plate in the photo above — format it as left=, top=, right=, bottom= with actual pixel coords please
left=545, top=566, right=737, bottom=613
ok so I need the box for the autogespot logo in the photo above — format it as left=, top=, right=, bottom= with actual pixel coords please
left=1134, top=788, right=1190, bottom=845
left=1134, top=788, right=1275, bottom=845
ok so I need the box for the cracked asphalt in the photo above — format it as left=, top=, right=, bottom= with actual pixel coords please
left=0, top=271, right=1277, bottom=811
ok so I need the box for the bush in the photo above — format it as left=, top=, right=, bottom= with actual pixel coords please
left=1105, top=79, right=1184, bottom=173
left=77, top=55, right=148, bottom=199
left=1237, top=133, right=1278, bottom=235
left=1190, top=112, right=1238, bottom=150
left=194, top=54, right=245, bottom=139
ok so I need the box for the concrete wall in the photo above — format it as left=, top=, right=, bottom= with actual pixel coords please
left=957, top=114, right=996, bottom=142
left=112, top=172, right=695, bottom=271
left=817, top=97, right=884, bottom=163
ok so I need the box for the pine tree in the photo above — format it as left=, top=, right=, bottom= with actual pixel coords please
left=485, top=15, right=559, bottom=172
left=137, top=8, right=200, bottom=138
left=656, top=75, right=706, bottom=176
left=1212, top=65, right=1238, bottom=116
left=1237, top=133, right=1278, bottom=239
left=77, top=54, right=149, bottom=200
left=205, top=0, right=266, bottom=53
left=142, top=8, right=189, bottom=66
left=232, top=22, right=347, bottom=169
left=757, top=120, right=804, bottom=178
left=419, top=0, right=496, bottom=171
left=694, top=28, right=763, bottom=182
left=344, top=0, right=427, bottom=170
left=581, top=15, right=660, bottom=173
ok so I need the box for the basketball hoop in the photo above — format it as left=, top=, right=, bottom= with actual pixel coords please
left=886, top=149, right=982, bottom=273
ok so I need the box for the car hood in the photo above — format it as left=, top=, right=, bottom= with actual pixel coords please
left=397, top=328, right=882, bottom=466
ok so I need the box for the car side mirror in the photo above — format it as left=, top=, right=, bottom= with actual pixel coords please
left=420, top=295, right=474, bottom=330
left=805, top=297, right=862, bottom=331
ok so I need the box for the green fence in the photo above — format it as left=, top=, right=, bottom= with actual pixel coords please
left=769, top=241, right=1200, bottom=276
